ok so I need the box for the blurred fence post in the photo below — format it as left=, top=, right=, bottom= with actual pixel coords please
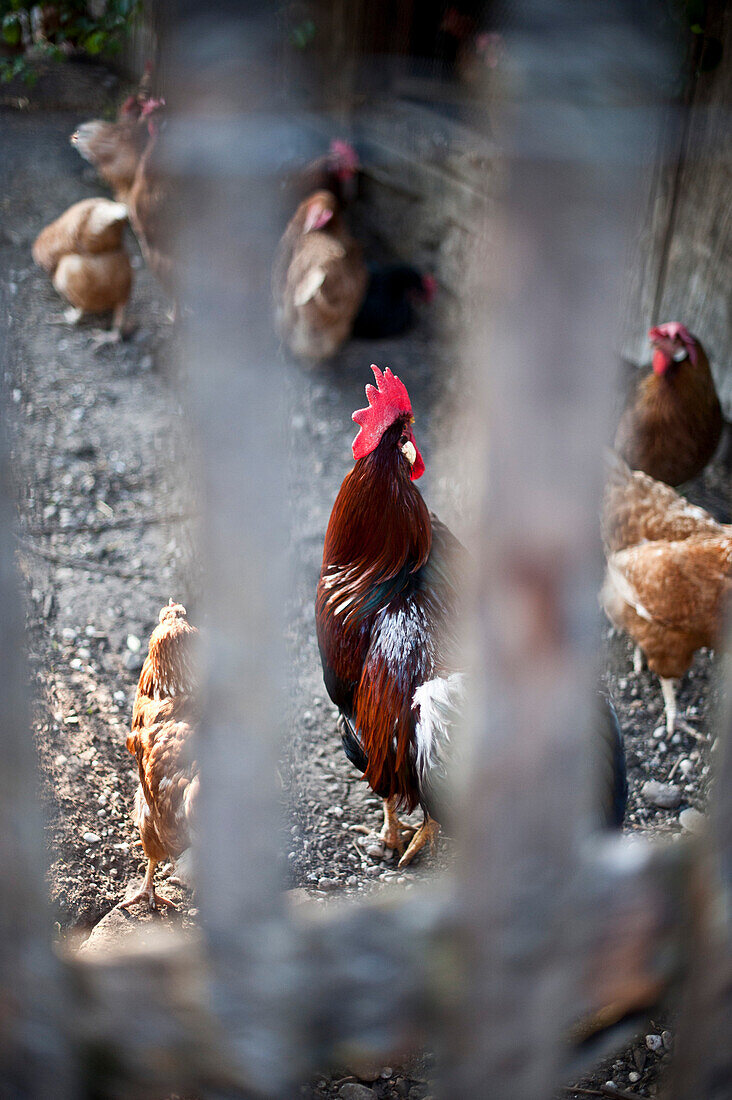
left=165, top=3, right=293, bottom=1092
left=0, top=316, right=74, bottom=1093
left=445, top=3, right=676, bottom=1096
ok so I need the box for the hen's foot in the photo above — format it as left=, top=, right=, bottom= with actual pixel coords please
left=89, top=328, right=122, bottom=352
left=633, top=646, right=644, bottom=675
left=398, top=817, right=440, bottom=868
left=47, top=307, right=84, bottom=326
left=116, top=883, right=175, bottom=913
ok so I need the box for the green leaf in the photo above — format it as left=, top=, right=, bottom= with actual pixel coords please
left=2, top=14, right=21, bottom=46
left=84, top=29, right=106, bottom=55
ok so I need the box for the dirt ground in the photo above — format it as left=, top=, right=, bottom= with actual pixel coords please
left=1, top=63, right=728, bottom=1100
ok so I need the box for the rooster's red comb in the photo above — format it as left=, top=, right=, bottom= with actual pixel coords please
left=352, top=366, right=413, bottom=460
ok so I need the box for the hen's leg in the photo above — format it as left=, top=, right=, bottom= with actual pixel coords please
left=398, top=814, right=440, bottom=869
left=379, top=796, right=416, bottom=854
left=47, top=306, right=84, bottom=326
left=89, top=303, right=128, bottom=351
left=633, top=646, right=644, bottom=675
left=116, top=858, right=175, bottom=912
left=659, top=677, right=700, bottom=739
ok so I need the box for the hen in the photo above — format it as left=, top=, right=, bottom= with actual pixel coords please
left=126, top=105, right=174, bottom=297
left=273, top=190, right=367, bottom=362
left=32, top=197, right=131, bottom=345
left=352, top=264, right=436, bottom=340
left=70, top=72, right=160, bottom=203
left=602, top=458, right=732, bottom=734
left=118, top=601, right=199, bottom=912
left=615, top=323, right=722, bottom=486
left=316, top=366, right=465, bottom=866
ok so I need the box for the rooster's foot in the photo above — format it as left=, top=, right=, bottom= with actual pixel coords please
left=398, top=817, right=440, bottom=868
left=379, top=796, right=416, bottom=855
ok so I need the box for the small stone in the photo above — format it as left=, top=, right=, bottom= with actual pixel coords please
left=633, top=1047, right=646, bottom=1071
left=339, top=1085, right=376, bottom=1100
left=126, top=634, right=141, bottom=653
left=662, top=1030, right=673, bottom=1050
left=646, top=1033, right=663, bottom=1052
left=364, top=841, right=384, bottom=859
left=679, top=808, right=706, bottom=834
left=317, top=877, right=340, bottom=891
left=657, top=741, right=667, bottom=754
left=113, top=691, right=126, bottom=704
left=123, top=650, right=144, bottom=672
left=629, top=1072, right=640, bottom=1083
left=381, top=1067, right=393, bottom=1078
left=679, top=758, right=694, bottom=777
left=61, top=627, right=77, bottom=642
left=54, top=754, right=67, bottom=766
left=69, top=658, right=83, bottom=671
left=641, top=780, right=682, bottom=809
left=83, top=832, right=101, bottom=844
left=652, top=725, right=666, bottom=740
left=604, top=1082, right=616, bottom=1091
left=346, top=875, right=358, bottom=886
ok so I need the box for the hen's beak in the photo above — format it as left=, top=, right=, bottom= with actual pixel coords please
left=401, top=440, right=417, bottom=466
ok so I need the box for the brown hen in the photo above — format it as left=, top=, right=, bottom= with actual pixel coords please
left=118, top=601, right=199, bottom=912
left=602, top=463, right=732, bottom=734
left=32, top=197, right=131, bottom=345
left=615, top=323, right=722, bottom=486
left=273, top=190, right=367, bottom=362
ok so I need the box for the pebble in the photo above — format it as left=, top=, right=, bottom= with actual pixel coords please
left=126, top=634, right=141, bottom=653
left=83, top=832, right=101, bottom=844
left=113, top=691, right=126, bottom=704
left=645, top=1033, right=663, bottom=1052
left=629, top=1071, right=640, bottom=1083
left=339, top=1086, right=376, bottom=1100
left=662, top=1030, right=673, bottom=1050
left=54, top=754, right=67, bottom=766
left=641, top=780, right=682, bottom=809
left=651, top=725, right=666, bottom=740
left=317, top=877, right=340, bottom=891
left=61, top=627, right=77, bottom=642
left=364, top=841, right=384, bottom=859
left=679, top=808, right=706, bottom=834
left=123, top=651, right=144, bottom=673
left=678, top=758, right=694, bottom=777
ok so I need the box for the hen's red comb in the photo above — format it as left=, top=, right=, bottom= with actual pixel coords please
left=649, top=322, right=698, bottom=365
left=352, top=366, right=413, bottom=460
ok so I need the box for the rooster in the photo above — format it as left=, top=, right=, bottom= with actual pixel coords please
left=118, top=601, right=199, bottom=912
left=316, top=366, right=466, bottom=866
left=273, top=190, right=367, bottom=362
left=615, top=323, right=722, bottom=486
left=70, top=68, right=161, bottom=203
left=32, top=197, right=131, bottom=347
left=602, top=456, right=732, bottom=734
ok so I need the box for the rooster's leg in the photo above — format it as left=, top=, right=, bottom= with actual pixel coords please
left=398, top=814, right=440, bottom=869
left=633, top=646, right=644, bottom=675
left=379, top=796, right=416, bottom=854
left=116, top=858, right=176, bottom=913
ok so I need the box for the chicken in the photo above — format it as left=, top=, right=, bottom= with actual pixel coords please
left=32, top=197, right=132, bottom=346
left=127, top=107, right=175, bottom=305
left=602, top=459, right=732, bottom=734
left=352, top=264, right=436, bottom=340
left=70, top=70, right=161, bottom=203
left=614, top=323, right=722, bottom=486
left=602, top=451, right=725, bottom=555
left=316, top=365, right=466, bottom=866
left=273, top=190, right=368, bottom=362
left=118, top=601, right=199, bottom=912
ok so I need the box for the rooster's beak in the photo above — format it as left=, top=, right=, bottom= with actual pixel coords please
left=401, top=440, right=417, bottom=466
